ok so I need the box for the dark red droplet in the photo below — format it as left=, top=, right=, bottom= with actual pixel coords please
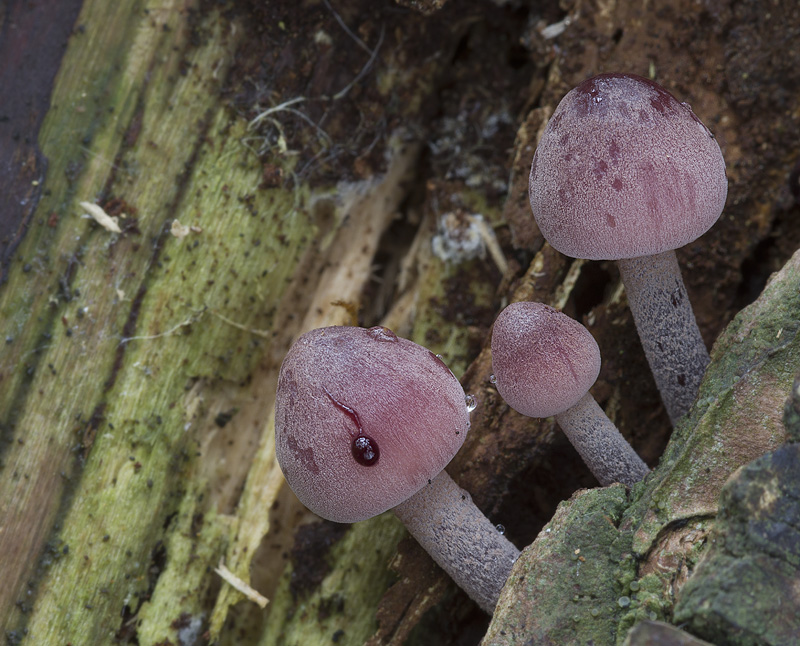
left=324, top=389, right=379, bottom=466
left=324, top=388, right=363, bottom=437
left=352, top=435, right=380, bottom=466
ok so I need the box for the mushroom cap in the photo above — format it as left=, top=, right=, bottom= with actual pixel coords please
left=275, top=326, right=470, bottom=523
left=491, top=302, right=601, bottom=418
left=529, top=73, right=728, bottom=260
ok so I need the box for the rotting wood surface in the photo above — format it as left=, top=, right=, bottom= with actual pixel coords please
left=0, top=0, right=799, bottom=645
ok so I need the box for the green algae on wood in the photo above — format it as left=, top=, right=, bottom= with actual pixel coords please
left=205, top=137, right=426, bottom=640
left=626, top=248, right=799, bottom=561
left=135, top=493, right=230, bottom=645
left=256, top=514, right=407, bottom=646
left=0, top=0, right=198, bottom=623
left=482, top=485, right=630, bottom=645
left=9, top=83, right=310, bottom=646
left=0, top=2, right=319, bottom=642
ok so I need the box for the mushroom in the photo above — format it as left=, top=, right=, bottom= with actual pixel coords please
left=491, top=302, right=649, bottom=487
left=528, top=73, right=728, bottom=424
left=275, top=325, right=519, bottom=613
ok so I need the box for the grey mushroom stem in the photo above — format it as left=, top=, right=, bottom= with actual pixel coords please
left=555, top=393, right=650, bottom=487
left=617, top=250, right=711, bottom=424
left=393, top=470, right=520, bottom=614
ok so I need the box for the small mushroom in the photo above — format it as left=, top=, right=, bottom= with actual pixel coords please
left=491, top=302, right=649, bottom=487
left=529, top=73, right=728, bottom=424
left=275, top=325, right=519, bottom=613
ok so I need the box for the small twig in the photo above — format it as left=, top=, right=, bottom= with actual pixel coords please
left=333, top=23, right=385, bottom=101
left=80, top=202, right=122, bottom=234
left=209, top=309, right=271, bottom=338
left=322, top=0, right=371, bottom=54
left=244, top=2, right=386, bottom=178
left=120, top=309, right=206, bottom=345
left=215, top=561, right=269, bottom=608
left=280, top=108, right=333, bottom=145
left=475, top=215, right=509, bottom=276
left=249, top=97, right=307, bottom=129
left=248, top=101, right=332, bottom=157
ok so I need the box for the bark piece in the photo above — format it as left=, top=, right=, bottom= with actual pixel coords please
left=623, top=620, right=714, bottom=646
left=673, top=442, right=800, bottom=644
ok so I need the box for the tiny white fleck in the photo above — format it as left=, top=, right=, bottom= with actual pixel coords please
left=171, top=220, right=191, bottom=239
left=80, top=201, right=121, bottom=233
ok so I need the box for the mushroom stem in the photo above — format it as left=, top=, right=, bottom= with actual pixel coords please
left=393, top=470, right=520, bottom=614
left=555, top=393, right=650, bottom=486
left=617, top=250, right=710, bottom=424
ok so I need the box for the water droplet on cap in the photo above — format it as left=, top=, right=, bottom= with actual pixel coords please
left=367, top=326, right=398, bottom=342
left=495, top=524, right=505, bottom=535
left=465, top=394, right=477, bottom=412
left=489, top=374, right=497, bottom=384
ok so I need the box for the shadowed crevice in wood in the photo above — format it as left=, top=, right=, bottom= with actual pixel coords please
left=0, top=0, right=84, bottom=280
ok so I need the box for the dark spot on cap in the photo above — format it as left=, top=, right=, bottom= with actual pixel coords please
left=592, top=159, right=609, bottom=180
left=608, top=139, right=621, bottom=164
left=287, top=435, right=320, bottom=474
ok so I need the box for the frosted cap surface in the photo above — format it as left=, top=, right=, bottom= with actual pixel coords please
left=275, top=326, right=470, bottom=523
left=491, top=302, right=601, bottom=418
left=529, top=73, right=728, bottom=260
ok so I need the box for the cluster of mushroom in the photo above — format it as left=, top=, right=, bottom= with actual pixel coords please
left=273, top=73, right=727, bottom=614
left=528, top=73, right=727, bottom=424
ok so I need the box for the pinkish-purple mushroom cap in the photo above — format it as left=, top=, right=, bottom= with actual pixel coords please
left=529, top=73, right=728, bottom=260
left=491, top=303, right=601, bottom=418
left=275, top=326, right=470, bottom=523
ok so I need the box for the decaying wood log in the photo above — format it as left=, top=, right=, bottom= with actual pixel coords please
left=1, top=0, right=799, bottom=645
